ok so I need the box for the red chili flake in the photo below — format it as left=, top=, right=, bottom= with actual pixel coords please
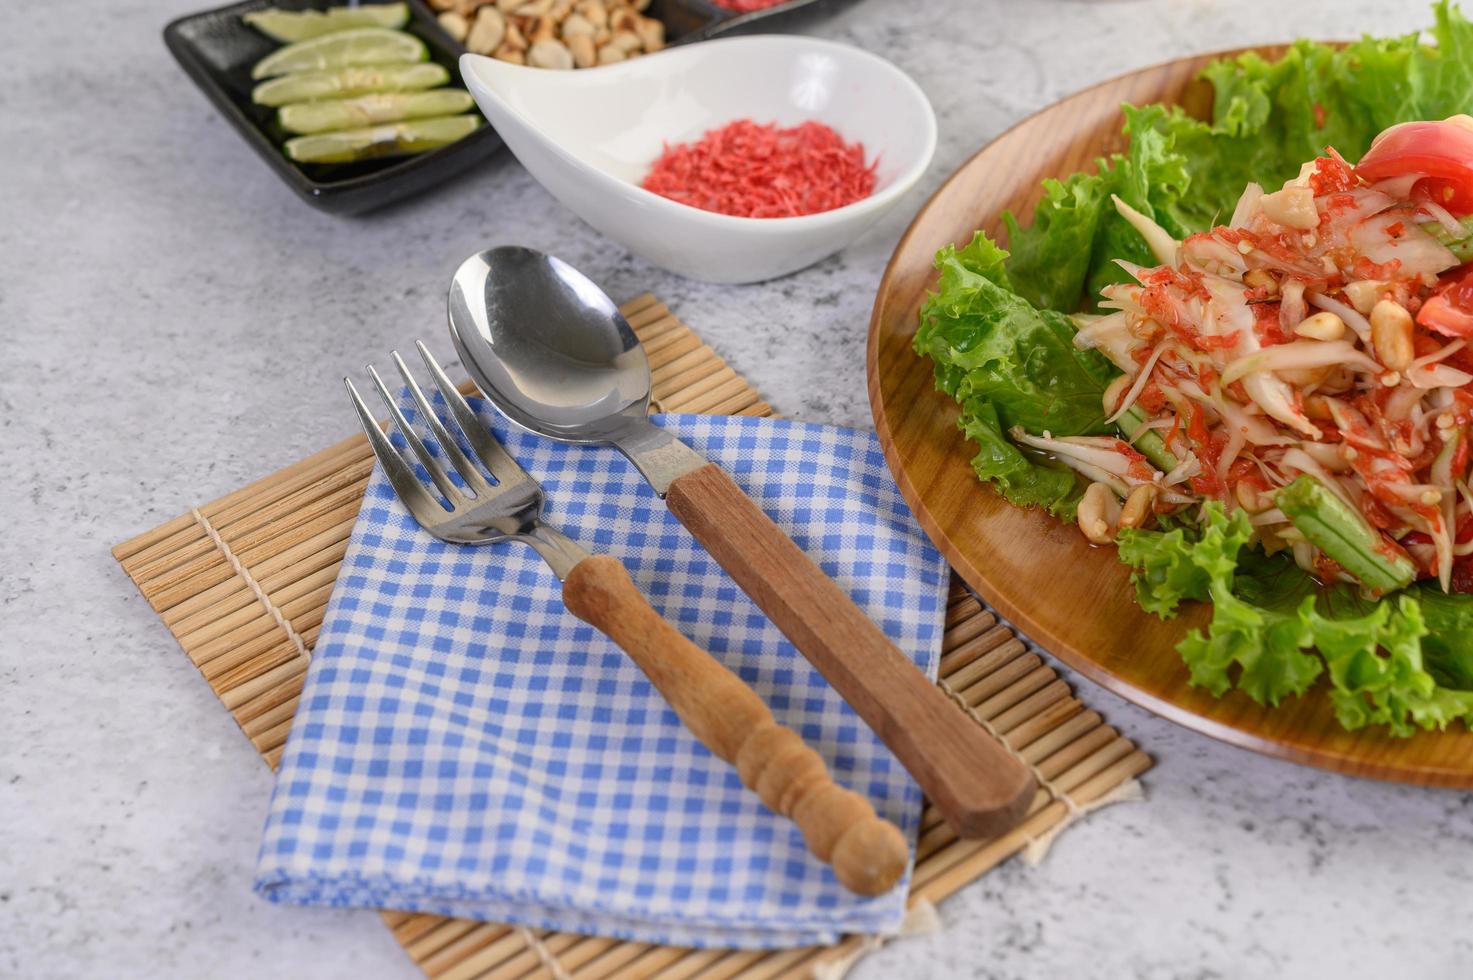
left=641, top=119, right=877, bottom=219
left=1141, top=265, right=1211, bottom=300
left=1378, top=533, right=1417, bottom=567
left=1385, top=221, right=1405, bottom=238
left=1313, top=552, right=1345, bottom=582
left=1360, top=493, right=1398, bottom=530
left=1137, top=380, right=1168, bottom=413
left=1253, top=302, right=1287, bottom=345
left=1353, top=255, right=1403, bottom=281
left=1309, top=152, right=1359, bottom=195
left=1312, top=102, right=1328, bottom=129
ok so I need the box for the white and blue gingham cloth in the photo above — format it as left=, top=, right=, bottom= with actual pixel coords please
left=255, top=408, right=949, bottom=948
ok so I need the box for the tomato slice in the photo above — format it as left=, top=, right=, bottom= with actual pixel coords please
left=1418, top=265, right=1473, bottom=337
left=1356, top=118, right=1473, bottom=215
left=1414, top=177, right=1473, bottom=215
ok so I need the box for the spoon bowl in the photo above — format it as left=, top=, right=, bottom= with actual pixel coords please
left=448, top=246, right=652, bottom=444
left=449, top=246, right=707, bottom=494
left=459, top=36, right=936, bottom=283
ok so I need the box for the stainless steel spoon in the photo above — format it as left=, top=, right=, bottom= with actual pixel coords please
left=447, top=246, right=1035, bottom=838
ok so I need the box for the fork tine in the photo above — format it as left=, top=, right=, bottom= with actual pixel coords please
left=391, top=350, right=492, bottom=494
left=414, top=341, right=528, bottom=485
left=344, top=378, right=446, bottom=522
left=366, top=363, right=463, bottom=505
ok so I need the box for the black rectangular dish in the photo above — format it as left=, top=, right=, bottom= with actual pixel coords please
left=164, top=0, right=862, bottom=215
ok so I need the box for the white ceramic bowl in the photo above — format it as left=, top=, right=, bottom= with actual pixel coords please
left=460, top=36, right=937, bottom=284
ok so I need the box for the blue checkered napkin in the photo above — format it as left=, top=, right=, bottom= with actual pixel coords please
left=255, top=408, right=949, bottom=948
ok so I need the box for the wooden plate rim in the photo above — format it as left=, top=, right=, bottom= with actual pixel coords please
left=866, top=47, right=1473, bottom=787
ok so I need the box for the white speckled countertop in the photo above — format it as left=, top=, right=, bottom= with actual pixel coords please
left=5, top=0, right=1472, bottom=976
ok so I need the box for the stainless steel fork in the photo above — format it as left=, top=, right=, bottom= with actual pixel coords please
left=344, top=344, right=909, bottom=896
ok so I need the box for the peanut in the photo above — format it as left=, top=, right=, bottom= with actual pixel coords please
left=1258, top=186, right=1320, bottom=230
left=608, top=28, right=642, bottom=52
left=466, top=7, right=506, bottom=54
left=1293, top=311, right=1346, bottom=341
left=527, top=14, right=557, bottom=43
left=608, top=6, right=639, bottom=32
left=576, top=0, right=608, bottom=27
left=596, top=43, right=626, bottom=64
left=1119, top=484, right=1158, bottom=530
left=560, top=11, right=595, bottom=37
left=438, top=11, right=470, bottom=41
left=1243, top=268, right=1278, bottom=297
left=567, top=32, right=596, bottom=67
left=1235, top=480, right=1271, bottom=514
left=528, top=37, right=574, bottom=68
left=1343, top=280, right=1384, bottom=315
left=1370, top=299, right=1414, bottom=371
left=635, top=14, right=664, bottom=52
left=1077, top=482, right=1122, bottom=545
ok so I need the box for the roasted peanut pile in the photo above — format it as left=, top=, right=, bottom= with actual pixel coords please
left=431, top=0, right=665, bottom=69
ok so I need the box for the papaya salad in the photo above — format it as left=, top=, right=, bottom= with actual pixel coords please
left=1064, top=119, right=1473, bottom=595
left=916, top=4, right=1473, bottom=735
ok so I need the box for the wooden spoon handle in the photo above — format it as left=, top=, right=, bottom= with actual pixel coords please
left=562, top=554, right=910, bottom=896
left=664, top=463, right=1036, bottom=838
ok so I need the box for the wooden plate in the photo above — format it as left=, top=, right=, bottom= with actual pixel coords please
left=867, top=48, right=1473, bottom=787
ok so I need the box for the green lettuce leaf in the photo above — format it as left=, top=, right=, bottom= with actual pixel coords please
left=1415, top=588, right=1473, bottom=688
left=1001, top=104, right=1193, bottom=311
left=1118, top=506, right=1473, bottom=733
left=1116, top=503, right=1252, bottom=617
left=915, top=232, right=1117, bottom=517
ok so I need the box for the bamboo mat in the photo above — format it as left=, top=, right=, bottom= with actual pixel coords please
left=113, top=294, right=1152, bottom=979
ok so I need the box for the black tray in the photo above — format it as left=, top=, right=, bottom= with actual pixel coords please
left=164, top=0, right=861, bottom=215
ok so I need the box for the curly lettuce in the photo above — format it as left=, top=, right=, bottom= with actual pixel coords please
left=914, top=233, right=1116, bottom=518
left=1118, top=507, right=1473, bottom=735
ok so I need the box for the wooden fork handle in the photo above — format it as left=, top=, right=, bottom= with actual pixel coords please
left=562, top=554, right=909, bottom=896
left=665, top=463, right=1036, bottom=839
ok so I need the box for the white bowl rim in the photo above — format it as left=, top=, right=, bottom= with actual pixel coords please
left=460, top=34, right=938, bottom=233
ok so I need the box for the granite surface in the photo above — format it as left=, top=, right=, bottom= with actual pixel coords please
left=5, top=0, right=1472, bottom=977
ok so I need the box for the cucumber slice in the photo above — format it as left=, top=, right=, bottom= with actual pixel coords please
left=252, top=62, right=449, bottom=107
left=244, top=4, right=409, bottom=43
left=1276, top=475, right=1418, bottom=594
left=251, top=27, right=426, bottom=80
left=284, top=113, right=480, bottom=164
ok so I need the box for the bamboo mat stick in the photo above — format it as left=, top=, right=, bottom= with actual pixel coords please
left=113, top=295, right=1149, bottom=980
